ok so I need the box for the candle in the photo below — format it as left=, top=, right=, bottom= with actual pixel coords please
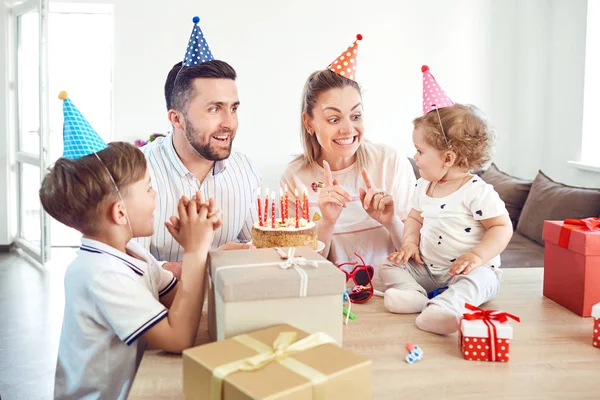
left=280, top=187, right=286, bottom=224
left=303, top=187, right=308, bottom=220
left=264, top=188, right=269, bottom=226
left=271, top=191, right=276, bottom=228
left=295, top=188, right=299, bottom=228
left=284, top=184, right=289, bottom=221
left=257, top=187, right=263, bottom=226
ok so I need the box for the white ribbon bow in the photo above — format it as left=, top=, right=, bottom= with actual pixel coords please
left=278, top=248, right=318, bottom=297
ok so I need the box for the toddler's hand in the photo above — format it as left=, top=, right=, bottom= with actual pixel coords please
left=387, top=243, right=423, bottom=265
left=449, top=252, right=483, bottom=276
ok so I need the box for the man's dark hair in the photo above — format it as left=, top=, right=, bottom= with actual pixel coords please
left=164, top=60, right=237, bottom=112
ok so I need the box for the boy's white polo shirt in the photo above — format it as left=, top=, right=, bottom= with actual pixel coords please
left=54, top=238, right=177, bottom=400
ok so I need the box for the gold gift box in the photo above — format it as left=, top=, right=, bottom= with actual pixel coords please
left=183, top=324, right=371, bottom=399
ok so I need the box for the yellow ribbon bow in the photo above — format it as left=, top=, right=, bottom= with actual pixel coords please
left=211, top=331, right=335, bottom=399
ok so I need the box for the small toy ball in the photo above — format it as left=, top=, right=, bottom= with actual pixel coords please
left=58, top=91, right=68, bottom=100
left=192, top=16, right=200, bottom=23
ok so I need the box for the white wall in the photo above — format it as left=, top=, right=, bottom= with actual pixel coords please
left=111, top=0, right=497, bottom=192
left=488, top=0, right=598, bottom=187
left=109, top=0, right=598, bottom=189
left=0, top=0, right=598, bottom=245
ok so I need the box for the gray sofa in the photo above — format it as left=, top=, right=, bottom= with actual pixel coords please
left=407, top=159, right=600, bottom=269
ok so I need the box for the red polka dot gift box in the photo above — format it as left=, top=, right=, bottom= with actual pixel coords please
left=593, top=303, right=600, bottom=349
left=459, top=304, right=520, bottom=362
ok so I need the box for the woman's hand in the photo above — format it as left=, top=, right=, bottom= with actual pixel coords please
left=318, top=160, right=352, bottom=225
left=359, top=167, right=395, bottom=226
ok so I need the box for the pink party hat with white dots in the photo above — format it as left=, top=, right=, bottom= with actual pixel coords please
left=421, top=65, right=454, bottom=114
left=327, top=34, right=362, bottom=82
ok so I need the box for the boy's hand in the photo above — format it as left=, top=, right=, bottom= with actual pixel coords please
left=387, top=243, right=423, bottom=265
left=166, top=196, right=222, bottom=234
left=165, top=191, right=222, bottom=253
left=449, top=252, right=483, bottom=276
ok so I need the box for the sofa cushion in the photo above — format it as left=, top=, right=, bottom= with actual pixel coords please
left=516, top=171, right=600, bottom=246
left=500, top=232, right=544, bottom=268
left=480, top=164, right=532, bottom=228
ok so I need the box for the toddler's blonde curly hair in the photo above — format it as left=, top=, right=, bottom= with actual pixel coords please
left=413, top=104, right=496, bottom=171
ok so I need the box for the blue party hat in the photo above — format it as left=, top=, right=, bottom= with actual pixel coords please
left=59, top=91, right=108, bottom=159
left=183, top=16, right=214, bottom=66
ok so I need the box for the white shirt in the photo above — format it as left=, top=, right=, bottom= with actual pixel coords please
left=412, top=176, right=509, bottom=271
left=138, top=134, right=261, bottom=261
left=280, top=141, right=416, bottom=284
left=54, top=238, right=177, bottom=400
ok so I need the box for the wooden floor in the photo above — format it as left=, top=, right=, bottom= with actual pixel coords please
left=2, top=249, right=599, bottom=399
left=130, top=268, right=600, bottom=400
left=0, top=248, right=74, bottom=400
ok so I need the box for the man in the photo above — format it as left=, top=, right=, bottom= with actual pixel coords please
left=138, top=60, right=260, bottom=277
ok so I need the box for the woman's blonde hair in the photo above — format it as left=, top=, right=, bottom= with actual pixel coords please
left=296, top=69, right=369, bottom=169
left=413, top=104, right=496, bottom=171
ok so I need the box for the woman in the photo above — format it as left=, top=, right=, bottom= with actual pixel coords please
left=280, top=66, right=416, bottom=288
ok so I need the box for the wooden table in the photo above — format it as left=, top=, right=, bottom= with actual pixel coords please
left=129, top=268, right=600, bottom=399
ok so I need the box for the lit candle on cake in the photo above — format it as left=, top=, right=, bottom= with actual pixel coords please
left=280, top=187, right=286, bottom=224
left=303, top=186, right=308, bottom=220
left=256, top=187, right=263, bottom=226
left=304, top=186, right=310, bottom=222
left=264, top=188, right=269, bottom=226
left=294, top=189, right=300, bottom=228
left=284, top=184, right=289, bottom=221
left=271, top=191, right=276, bottom=228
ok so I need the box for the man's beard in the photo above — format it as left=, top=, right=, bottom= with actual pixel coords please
left=183, top=117, right=234, bottom=161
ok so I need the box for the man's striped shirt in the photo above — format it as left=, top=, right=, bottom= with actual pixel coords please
left=137, top=134, right=261, bottom=262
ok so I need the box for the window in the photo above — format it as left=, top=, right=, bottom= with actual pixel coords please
left=47, top=3, right=113, bottom=246
left=577, top=0, right=600, bottom=171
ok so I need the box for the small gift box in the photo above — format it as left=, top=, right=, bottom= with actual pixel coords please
left=593, top=303, right=600, bottom=348
left=207, top=247, right=346, bottom=345
left=182, top=324, right=372, bottom=400
left=459, top=304, right=520, bottom=362
left=542, top=218, right=600, bottom=316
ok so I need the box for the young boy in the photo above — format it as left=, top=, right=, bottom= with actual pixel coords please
left=40, top=92, right=221, bottom=399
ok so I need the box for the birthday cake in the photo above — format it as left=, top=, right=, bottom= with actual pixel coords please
left=251, top=218, right=318, bottom=249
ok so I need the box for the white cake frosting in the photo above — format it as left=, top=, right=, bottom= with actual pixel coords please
left=253, top=218, right=315, bottom=232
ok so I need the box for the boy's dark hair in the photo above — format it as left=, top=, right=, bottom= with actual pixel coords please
left=39, top=142, right=147, bottom=235
left=164, top=60, right=237, bottom=112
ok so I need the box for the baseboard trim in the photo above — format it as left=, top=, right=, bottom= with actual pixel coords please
left=0, top=244, right=14, bottom=253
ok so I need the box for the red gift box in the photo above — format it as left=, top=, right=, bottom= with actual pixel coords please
left=542, top=218, right=600, bottom=317
left=593, top=303, right=600, bottom=348
left=458, top=304, right=520, bottom=362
